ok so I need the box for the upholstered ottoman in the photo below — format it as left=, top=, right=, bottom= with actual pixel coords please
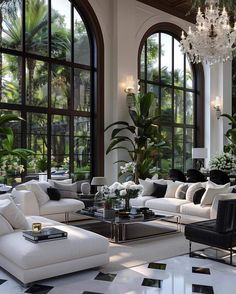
left=0, top=216, right=109, bottom=285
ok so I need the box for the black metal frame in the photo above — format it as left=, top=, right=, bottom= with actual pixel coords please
left=0, top=0, right=104, bottom=180
left=138, top=23, right=204, bottom=172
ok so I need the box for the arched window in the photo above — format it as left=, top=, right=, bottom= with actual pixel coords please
left=138, top=23, right=204, bottom=172
left=0, top=0, right=104, bottom=181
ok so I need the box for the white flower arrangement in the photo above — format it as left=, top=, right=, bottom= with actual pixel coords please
left=209, top=152, right=236, bottom=170
left=108, top=181, right=143, bottom=198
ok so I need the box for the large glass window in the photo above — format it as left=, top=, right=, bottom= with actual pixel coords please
left=0, top=0, right=100, bottom=181
left=139, top=30, right=201, bottom=173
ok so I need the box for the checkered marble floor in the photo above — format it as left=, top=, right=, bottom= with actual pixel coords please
left=1, top=254, right=236, bottom=294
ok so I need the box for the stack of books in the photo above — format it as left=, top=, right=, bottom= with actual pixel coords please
left=23, top=227, right=68, bottom=243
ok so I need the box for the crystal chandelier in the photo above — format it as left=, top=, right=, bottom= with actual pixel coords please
left=180, top=0, right=236, bottom=65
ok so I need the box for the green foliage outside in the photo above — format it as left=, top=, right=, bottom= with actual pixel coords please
left=221, top=112, right=236, bottom=156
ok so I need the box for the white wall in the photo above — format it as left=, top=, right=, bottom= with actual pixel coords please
left=88, top=0, right=232, bottom=181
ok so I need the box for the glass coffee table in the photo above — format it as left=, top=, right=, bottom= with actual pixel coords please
left=79, top=208, right=181, bottom=243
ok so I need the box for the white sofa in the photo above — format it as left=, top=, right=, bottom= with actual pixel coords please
left=12, top=180, right=85, bottom=222
left=0, top=194, right=109, bottom=285
left=130, top=179, right=236, bottom=222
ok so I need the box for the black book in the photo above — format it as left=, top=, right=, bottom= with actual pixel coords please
left=23, top=227, right=67, bottom=241
left=24, top=236, right=67, bottom=243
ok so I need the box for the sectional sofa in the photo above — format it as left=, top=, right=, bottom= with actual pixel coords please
left=0, top=193, right=109, bottom=285
left=130, top=178, right=236, bottom=222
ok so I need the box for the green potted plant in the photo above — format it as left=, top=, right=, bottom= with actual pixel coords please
left=105, top=92, right=166, bottom=183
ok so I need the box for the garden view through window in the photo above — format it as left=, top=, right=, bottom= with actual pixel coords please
left=139, top=31, right=198, bottom=173
left=0, top=0, right=94, bottom=182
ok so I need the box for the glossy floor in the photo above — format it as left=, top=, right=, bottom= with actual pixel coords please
left=1, top=254, right=236, bottom=293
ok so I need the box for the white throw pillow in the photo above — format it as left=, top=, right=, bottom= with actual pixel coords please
left=0, top=199, right=29, bottom=230
left=0, top=214, right=14, bottom=236
left=185, top=182, right=203, bottom=202
left=164, top=181, right=182, bottom=198
left=139, top=179, right=155, bottom=196
left=175, top=183, right=189, bottom=199
left=27, top=183, right=50, bottom=206
left=38, top=181, right=51, bottom=193
left=48, top=178, right=72, bottom=187
left=207, top=180, right=230, bottom=188
left=200, top=182, right=231, bottom=206
left=53, top=182, right=78, bottom=198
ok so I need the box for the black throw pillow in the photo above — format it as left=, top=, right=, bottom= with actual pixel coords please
left=151, top=183, right=167, bottom=198
left=193, top=188, right=206, bottom=205
left=232, top=188, right=236, bottom=193
left=47, top=187, right=61, bottom=201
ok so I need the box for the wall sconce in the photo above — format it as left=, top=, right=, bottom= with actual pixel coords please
left=213, top=96, right=221, bottom=119
left=124, top=75, right=135, bottom=109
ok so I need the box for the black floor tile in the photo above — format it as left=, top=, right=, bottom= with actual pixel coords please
left=142, top=278, right=162, bottom=288
left=25, top=284, right=54, bottom=294
left=192, top=284, right=214, bottom=294
left=148, top=262, right=166, bottom=270
left=192, top=267, right=210, bottom=275
left=0, top=279, right=7, bottom=285
left=94, top=272, right=116, bottom=282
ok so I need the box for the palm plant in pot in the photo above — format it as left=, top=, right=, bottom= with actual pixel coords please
left=105, top=92, right=166, bottom=183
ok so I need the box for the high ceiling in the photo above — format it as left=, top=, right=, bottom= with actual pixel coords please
left=137, top=0, right=196, bottom=23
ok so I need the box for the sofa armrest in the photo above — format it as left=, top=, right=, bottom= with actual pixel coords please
left=11, top=188, right=40, bottom=216
left=211, top=193, right=236, bottom=219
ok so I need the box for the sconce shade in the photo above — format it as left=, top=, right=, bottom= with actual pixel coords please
left=91, top=177, right=107, bottom=186
left=192, top=148, right=208, bottom=159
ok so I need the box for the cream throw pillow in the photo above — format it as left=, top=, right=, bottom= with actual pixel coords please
left=48, top=178, right=72, bottom=187
left=0, top=199, right=28, bottom=230
left=185, top=182, right=203, bottom=202
left=164, top=181, right=182, bottom=198
left=200, top=182, right=230, bottom=206
left=139, top=179, right=155, bottom=196
left=53, top=182, right=78, bottom=198
left=0, top=214, right=14, bottom=236
left=28, top=183, right=50, bottom=206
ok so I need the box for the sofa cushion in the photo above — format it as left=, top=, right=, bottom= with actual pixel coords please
left=0, top=198, right=29, bottom=230
left=47, top=187, right=61, bottom=201
left=200, top=183, right=230, bottom=206
left=164, top=181, right=182, bottom=198
left=0, top=224, right=109, bottom=270
left=180, top=202, right=211, bottom=219
left=0, top=214, right=14, bottom=236
left=186, top=182, right=203, bottom=202
left=48, top=178, right=72, bottom=187
left=151, top=183, right=167, bottom=198
left=40, top=198, right=84, bottom=215
left=145, top=198, right=189, bottom=213
left=38, top=181, right=51, bottom=193
left=28, top=182, right=50, bottom=206
left=175, top=183, right=188, bottom=199
left=193, top=188, right=206, bottom=204
left=130, top=196, right=156, bottom=207
left=53, top=182, right=77, bottom=198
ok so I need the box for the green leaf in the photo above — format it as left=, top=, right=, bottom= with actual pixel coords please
left=221, top=113, right=236, bottom=125
left=105, top=121, right=130, bottom=132
left=106, top=138, right=134, bottom=154
left=0, top=114, right=23, bottom=126
left=140, top=92, right=155, bottom=117
left=111, top=126, right=135, bottom=139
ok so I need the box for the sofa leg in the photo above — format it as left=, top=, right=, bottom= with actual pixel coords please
left=230, top=247, right=233, bottom=265
left=65, top=212, right=69, bottom=224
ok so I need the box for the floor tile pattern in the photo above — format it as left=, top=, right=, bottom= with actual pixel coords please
left=1, top=255, right=236, bottom=293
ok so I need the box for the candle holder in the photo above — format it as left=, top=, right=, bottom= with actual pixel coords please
left=32, top=223, right=42, bottom=233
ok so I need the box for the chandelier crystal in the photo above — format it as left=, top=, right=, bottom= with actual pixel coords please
left=180, top=0, right=236, bottom=65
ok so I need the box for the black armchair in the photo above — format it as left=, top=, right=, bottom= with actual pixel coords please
left=185, top=199, right=236, bottom=265
left=186, top=169, right=207, bottom=183
left=209, top=169, right=231, bottom=185
left=168, top=169, right=186, bottom=182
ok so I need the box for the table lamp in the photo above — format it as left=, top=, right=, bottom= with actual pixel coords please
left=91, top=177, right=107, bottom=200
left=192, top=148, right=208, bottom=170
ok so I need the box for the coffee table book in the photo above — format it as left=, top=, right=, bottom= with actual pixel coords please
left=23, top=227, right=67, bottom=242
